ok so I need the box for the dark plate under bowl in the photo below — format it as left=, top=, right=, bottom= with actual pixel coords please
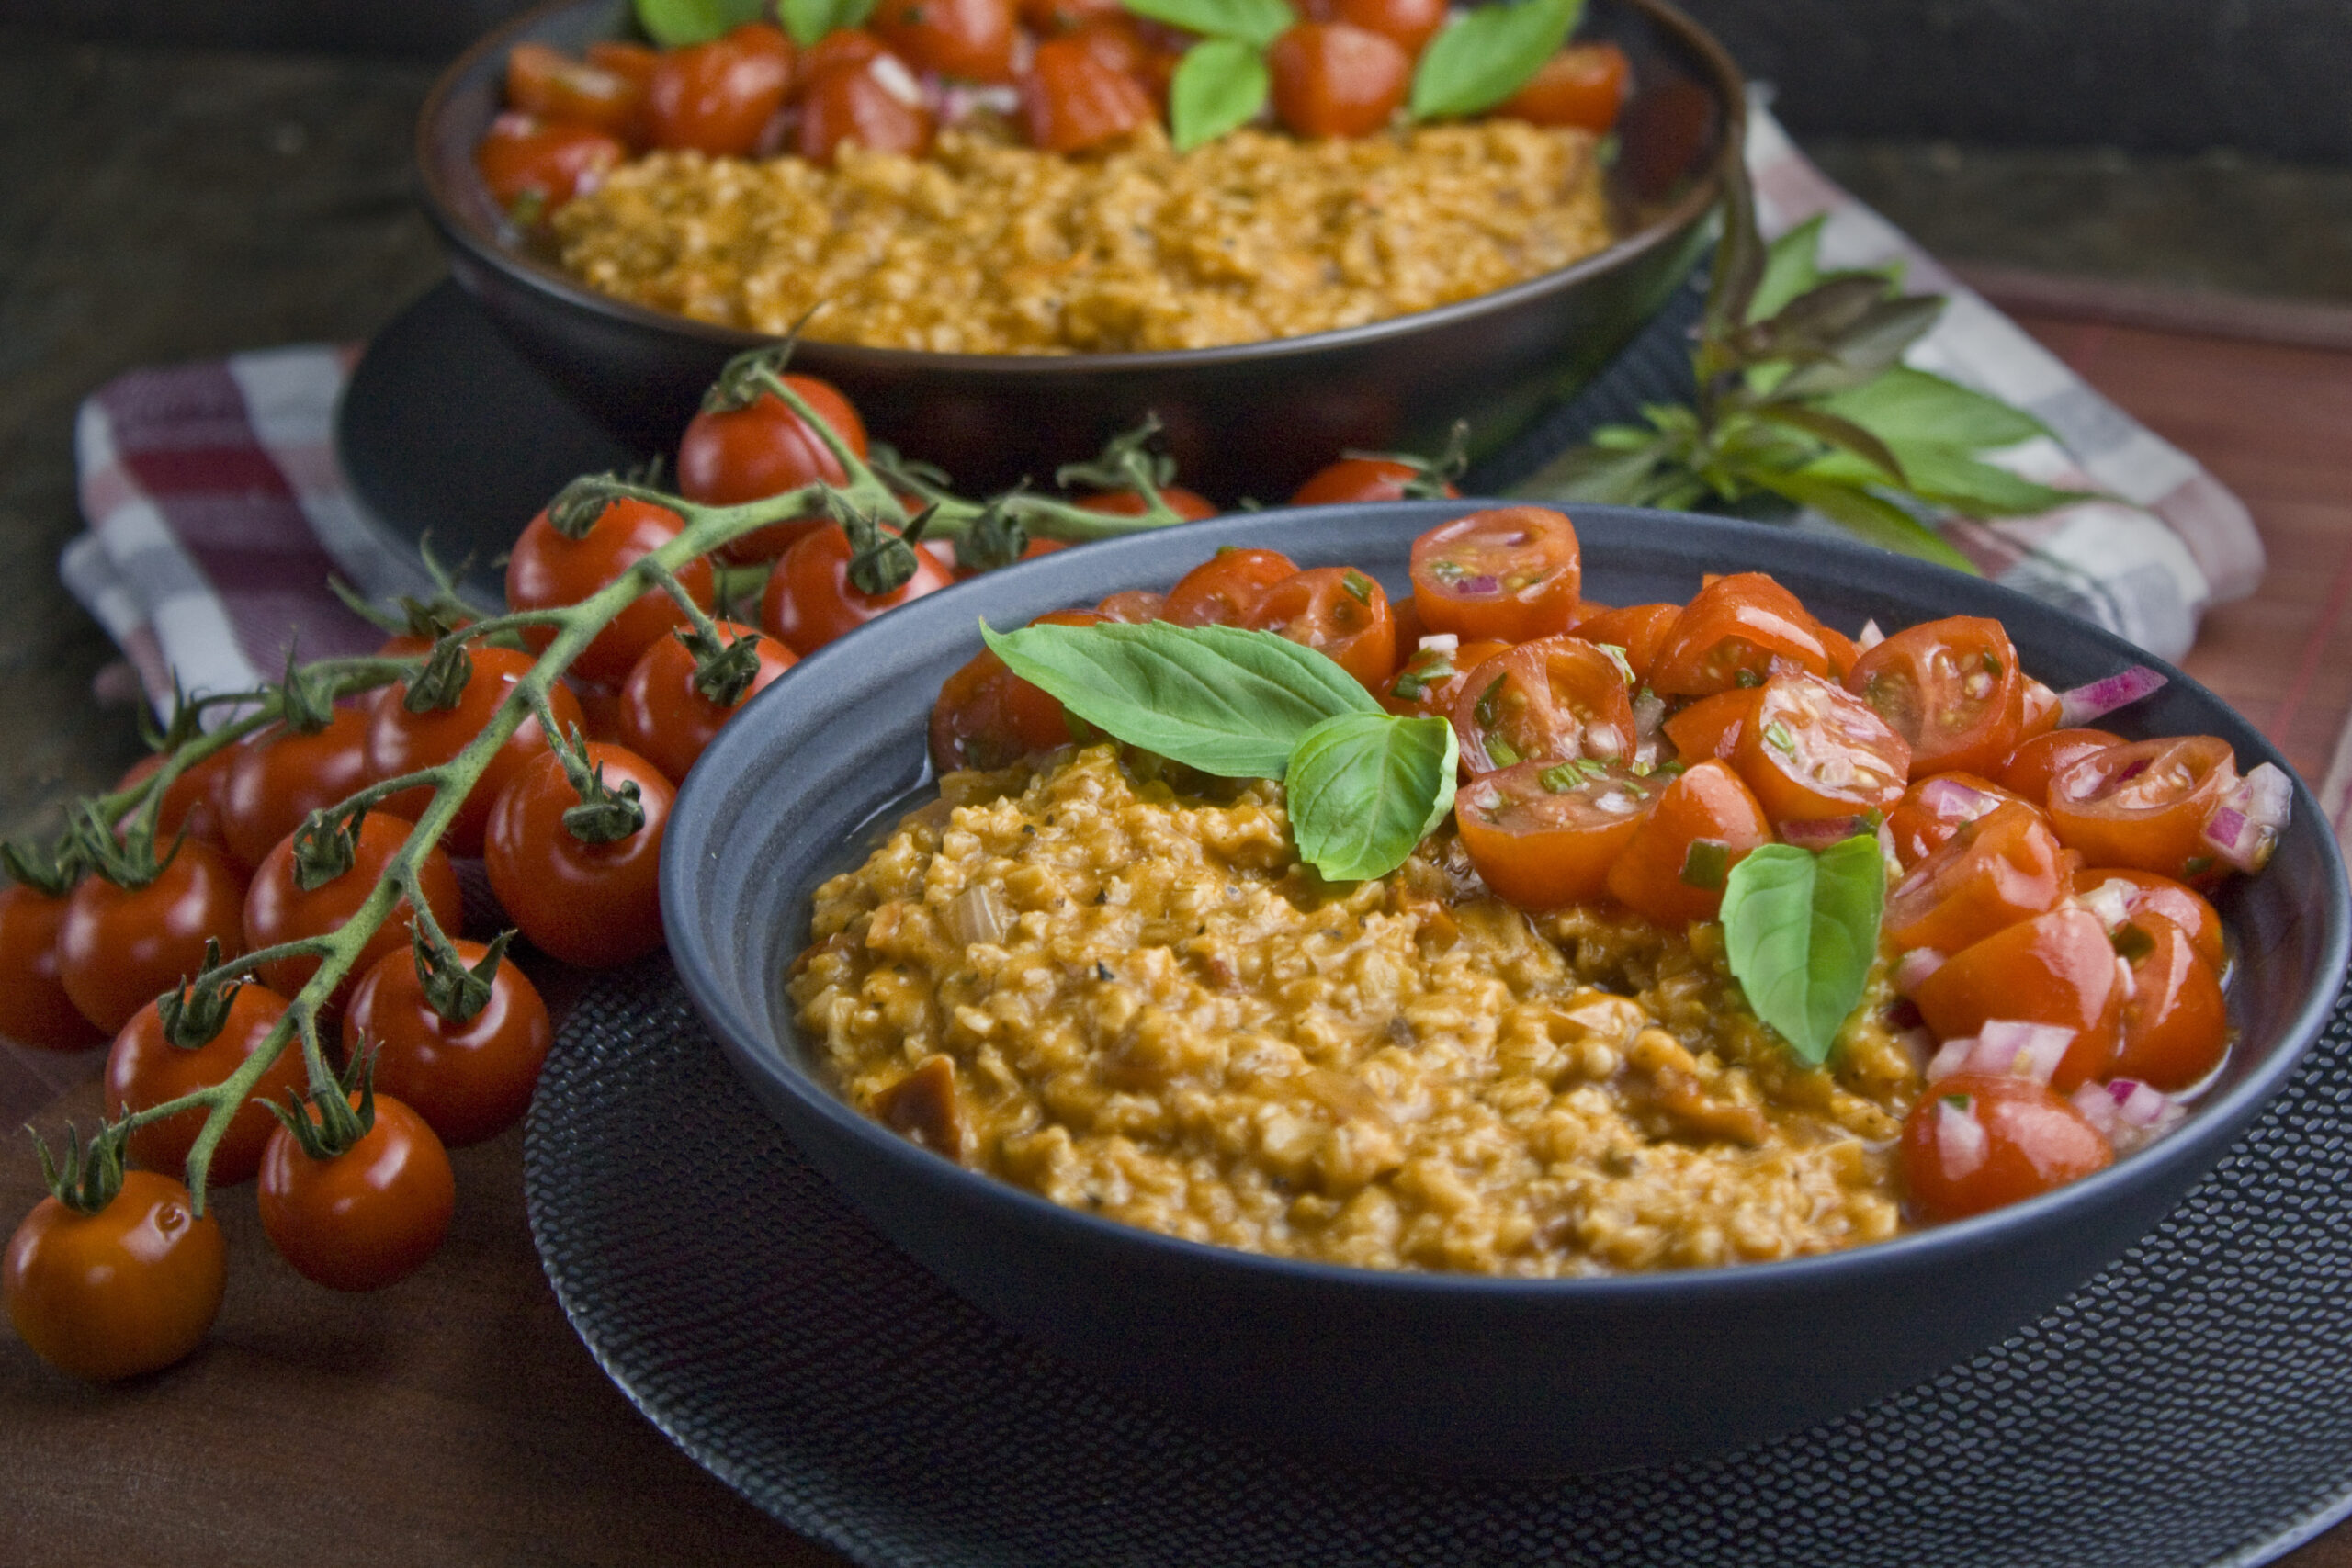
left=658, top=503, right=2350, bottom=1477
left=417, top=0, right=1739, bottom=500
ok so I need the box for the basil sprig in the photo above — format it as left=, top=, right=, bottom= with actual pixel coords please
left=1170, top=39, right=1273, bottom=152
left=1408, top=0, right=1582, bottom=120
left=1719, top=838, right=1885, bottom=1066
left=979, top=619, right=1455, bottom=881
left=634, top=0, right=769, bottom=48
left=1125, top=0, right=1294, bottom=47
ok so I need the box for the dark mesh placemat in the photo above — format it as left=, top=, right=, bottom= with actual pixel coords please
left=525, top=961, right=2352, bottom=1568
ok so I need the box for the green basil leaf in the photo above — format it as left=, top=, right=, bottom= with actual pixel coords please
left=777, top=0, right=858, bottom=46
left=635, top=0, right=766, bottom=47
left=1170, top=39, right=1271, bottom=151
left=1814, top=366, right=2051, bottom=453
left=1721, top=837, right=1886, bottom=1067
left=1122, top=0, right=1294, bottom=48
left=1408, top=0, right=1582, bottom=120
left=1284, top=712, right=1458, bottom=881
left=981, top=619, right=1378, bottom=778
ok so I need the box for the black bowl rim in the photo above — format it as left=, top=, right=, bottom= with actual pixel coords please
left=662, top=501, right=2352, bottom=1306
left=416, top=0, right=1747, bottom=374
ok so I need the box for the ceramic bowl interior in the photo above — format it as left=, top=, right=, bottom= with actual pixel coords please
left=417, top=0, right=1742, bottom=498
left=660, top=502, right=2350, bottom=1474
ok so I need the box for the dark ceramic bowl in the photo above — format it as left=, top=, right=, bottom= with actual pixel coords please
left=417, top=0, right=1739, bottom=500
left=659, top=503, right=2350, bottom=1477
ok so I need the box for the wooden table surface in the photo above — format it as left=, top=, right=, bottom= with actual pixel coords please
left=5, top=307, right=2351, bottom=1566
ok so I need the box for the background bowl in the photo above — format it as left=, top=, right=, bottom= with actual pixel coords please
left=417, top=0, right=1740, bottom=501
left=659, top=502, right=2349, bottom=1476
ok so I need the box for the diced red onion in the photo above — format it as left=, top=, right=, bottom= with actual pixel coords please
left=1630, top=687, right=1668, bottom=768
left=1915, top=774, right=2001, bottom=819
left=1927, top=1034, right=1978, bottom=1081
left=2075, top=876, right=2133, bottom=932
left=2203, top=761, right=2292, bottom=874
left=1857, top=618, right=1885, bottom=651
left=1936, top=1096, right=1988, bottom=1178
left=1456, top=574, right=1500, bottom=595
left=1927, top=1020, right=2076, bottom=1085
left=2114, top=954, right=2136, bottom=1003
left=1894, top=947, right=1946, bottom=998
left=1780, top=815, right=1876, bottom=851
left=874, top=53, right=926, bottom=107
left=2058, top=665, right=2168, bottom=727
left=2071, top=1078, right=2185, bottom=1154
left=1417, top=633, right=1459, bottom=655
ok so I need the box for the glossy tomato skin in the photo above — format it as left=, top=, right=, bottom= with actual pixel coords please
left=1268, top=22, right=1410, bottom=138
left=1912, top=906, right=2122, bottom=1091
left=258, top=1094, right=454, bottom=1292
left=762, top=525, right=957, bottom=656
left=1997, top=728, right=2122, bottom=806
left=874, top=0, right=1017, bottom=81
left=2073, top=866, right=2224, bottom=972
left=618, top=621, right=798, bottom=785
left=1883, top=772, right=2029, bottom=870
left=507, top=496, right=717, bottom=686
left=1660, top=688, right=1760, bottom=766
left=1301, top=0, right=1448, bottom=54
left=1647, top=574, right=1833, bottom=697
left=0, top=884, right=107, bottom=1049
left=2110, top=914, right=2230, bottom=1090
left=1497, top=41, right=1630, bottom=130
left=1408, top=507, right=1583, bottom=644
left=676, top=378, right=869, bottom=563
left=242, top=813, right=464, bottom=1009
left=104, top=982, right=302, bottom=1187
left=1075, top=488, right=1217, bottom=520
left=1729, top=672, right=1911, bottom=824
left=1023, top=37, right=1156, bottom=152
left=928, top=611, right=1097, bottom=771
left=1248, top=567, right=1398, bottom=689
left=1450, top=637, right=1635, bottom=774
left=1455, top=759, right=1660, bottom=908
left=1571, top=603, right=1680, bottom=686
left=484, top=743, right=674, bottom=969
left=1900, top=1074, right=2112, bottom=1224
left=505, top=41, right=646, bottom=141
left=1845, top=615, right=2023, bottom=779
left=5, top=1171, right=225, bottom=1381
left=1160, top=547, right=1297, bottom=626
left=1604, top=760, right=1771, bottom=926
left=366, top=645, right=587, bottom=858
left=474, top=113, right=624, bottom=211
left=1094, top=588, right=1165, bottom=623
left=1291, top=457, right=1458, bottom=506
left=346, top=939, right=553, bottom=1147
left=216, top=707, right=377, bottom=874
left=1381, top=637, right=1509, bottom=719
left=1882, top=800, right=2073, bottom=958
left=2046, top=735, right=2237, bottom=879
left=797, top=56, right=936, bottom=165
left=793, top=28, right=891, bottom=92
left=1020, top=0, right=1123, bottom=30
left=58, top=843, right=248, bottom=1037
left=644, top=24, right=794, bottom=155
left=118, top=749, right=232, bottom=852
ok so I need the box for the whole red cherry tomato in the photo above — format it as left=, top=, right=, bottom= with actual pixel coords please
left=484, top=743, right=673, bottom=969
left=1998, top=728, right=2122, bottom=806
left=104, top=980, right=304, bottom=1187
left=1912, top=906, right=2122, bottom=1090
left=1450, top=637, right=1635, bottom=774
left=241, top=813, right=464, bottom=1009
left=1268, top=22, right=1410, bottom=138
left=1248, top=567, right=1399, bottom=689
left=618, top=621, right=799, bottom=785
left=677, top=375, right=869, bottom=564
left=1160, top=547, right=1297, bottom=626
left=0, top=884, right=107, bottom=1049
left=505, top=41, right=647, bottom=141
left=474, top=112, right=624, bottom=214
left=2047, top=735, right=2238, bottom=880
left=1729, top=671, right=1911, bottom=824
left=1571, top=603, right=1681, bottom=686
left=57, top=842, right=247, bottom=1036
left=506, top=496, right=718, bottom=687
left=117, top=749, right=233, bottom=852
left=215, top=707, right=377, bottom=874
left=1882, top=800, right=2073, bottom=958
left=1455, top=759, right=1661, bottom=908
left=1291, top=457, right=1459, bottom=506
left=873, top=0, right=1017, bottom=80
left=1075, top=488, right=1217, bottom=520
left=2072, top=866, right=2224, bottom=972
left=1844, top=616, right=2024, bottom=779
left=1409, top=506, right=1584, bottom=643
left=1497, top=41, right=1631, bottom=131
left=345, top=940, right=553, bottom=1148
left=6, top=1168, right=225, bottom=1381
left=367, top=645, right=587, bottom=857
left=1603, top=759, right=1771, bottom=926
left=1380, top=637, right=1509, bottom=719
left=1900, top=1074, right=2112, bottom=1224
left=1023, top=36, right=1157, bottom=152
left=798, top=56, right=937, bottom=165
left=2109, top=914, right=2229, bottom=1090
left=1301, top=0, right=1448, bottom=55
left=763, top=524, right=957, bottom=655
left=1647, top=574, right=1833, bottom=697
left=645, top=23, right=795, bottom=155
left=258, top=1092, right=455, bottom=1292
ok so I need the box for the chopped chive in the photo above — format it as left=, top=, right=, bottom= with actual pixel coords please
left=2183, top=855, right=2215, bottom=877
left=1735, top=669, right=1762, bottom=689
left=1341, top=570, right=1374, bottom=604
left=1487, top=733, right=1523, bottom=767
left=1474, top=675, right=1506, bottom=729
left=2110, top=923, right=2156, bottom=962
left=1764, top=720, right=1797, bottom=754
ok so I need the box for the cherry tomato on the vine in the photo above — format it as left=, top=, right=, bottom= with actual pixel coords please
left=1267, top=22, right=1410, bottom=139
left=618, top=621, right=799, bottom=785
left=1900, top=1074, right=2112, bottom=1224
left=1291, top=457, right=1458, bottom=506
left=346, top=940, right=553, bottom=1148
left=676, top=376, right=869, bottom=563
left=1075, top=487, right=1217, bottom=520
left=484, top=743, right=674, bottom=969
left=367, top=644, right=587, bottom=857
left=117, top=749, right=232, bottom=852
left=6, top=1170, right=225, bottom=1381
left=873, top=0, right=1018, bottom=81
left=763, top=524, right=957, bottom=656
left=797, top=57, right=937, bottom=165
left=104, top=981, right=304, bottom=1187
left=216, top=707, right=377, bottom=875
left=1497, top=41, right=1631, bottom=131
left=644, top=23, right=795, bottom=156
left=506, top=496, right=718, bottom=687
left=1023, top=36, right=1156, bottom=152
left=57, top=842, right=248, bottom=1036
left=0, top=884, right=107, bottom=1049
left=258, top=1093, right=455, bottom=1292
left=241, top=813, right=464, bottom=1009
left=1248, top=567, right=1398, bottom=689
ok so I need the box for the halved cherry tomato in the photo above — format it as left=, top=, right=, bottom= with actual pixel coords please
left=505, top=41, right=646, bottom=141
left=1998, top=728, right=2123, bottom=806
left=366, top=645, right=587, bottom=857
left=1023, top=36, right=1156, bottom=152
left=1267, top=21, right=1410, bottom=138
left=1300, top=0, right=1448, bottom=54
left=345, top=939, right=553, bottom=1148
left=2047, top=735, right=2238, bottom=880
left=474, top=113, right=624, bottom=214
left=1883, top=772, right=2030, bottom=870
left=1900, top=1074, right=2112, bottom=1224
left=1883, top=801, right=2073, bottom=958
left=676, top=375, right=870, bottom=563
left=2072, top=866, right=2223, bottom=973
left=506, top=495, right=718, bottom=686
left=762, top=524, right=957, bottom=655
left=1912, top=906, right=2122, bottom=1090
left=258, top=1092, right=454, bottom=1292
left=2017, top=680, right=2063, bottom=741
left=798, top=56, right=935, bottom=165
left=1660, top=688, right=1760, bottom=765
left=645, top=23, right=794, bottom=155
left=1449, top=637, right=1635, bottom=774
left=1380, top=637, right=1508, bottom=719
left=1845, top=616, right=2023, bottom=778
left=1646, top=573, right=1832, bottom=696
left=1455, top=759, right=1660, bottom=908
left=242, top=813, right=463, bottom=1010
left=618, top=620, right=798, bottom=785
left=1730, top=672, right=1910, bottom=824
left=792, top=28, right=891, bottom=94
left=1497, top=41, right=1630, bottom=131
left=2109, top=914, right=2229, bottom=1090
left=0, top=884, right=106, bottom=1049
left=873, top=0, right=1017, bottom=81
left=929, top=611, right=1098, bottom=771
left=1408, top=506, right=1582, bottom=643
left=1075, top=488, right=1217, bottom=520
left=484, top=743, right=673, bottom=969
left=1095, top=589, right=1166, bottom=623
left=1571, top=603, right=1680, bottom=685
left=58, top=843, right=248, bottom=1036
left=1063, top=11, right=1148, bottom=76
left=1291, top=457, right=1458, bottom=506
left=1248, top=567, right=1398, bottom=689
left=586, top=39, right=661, bottom=92
left=1603, top=760, right=1771, bottom=926
left=104, top=981, right=303, bottom=1187
left=5, top=1169, right=225, bottom=1382
left=1160, top=547, right=1297, bottom=626
left=216, top=707, right=377, bottom=875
